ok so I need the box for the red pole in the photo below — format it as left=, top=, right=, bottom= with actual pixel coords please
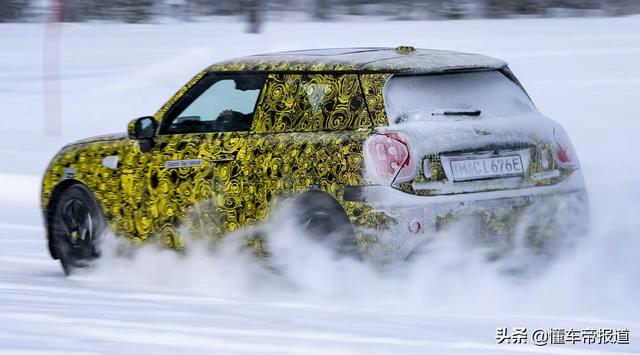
left=43, top=0, right=63, bottom=136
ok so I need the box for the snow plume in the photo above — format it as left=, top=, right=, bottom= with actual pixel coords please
left=77, top=191, right=640, bottom=321
left=84, top=205, right=378, bottom=299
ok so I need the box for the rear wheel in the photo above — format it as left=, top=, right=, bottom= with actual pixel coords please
left=50, top=185, right=104, bottom=275
left=294, top=192, right=360, bottom=258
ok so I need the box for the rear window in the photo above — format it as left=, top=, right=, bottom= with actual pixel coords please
left=383, top=71, right=536, bottom=125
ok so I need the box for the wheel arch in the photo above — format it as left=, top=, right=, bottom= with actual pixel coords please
left=295, top=189, right=344, bottom=210
left=293, top=189, right=360, bottom=256
left=294, top=189, right=354, bottom=232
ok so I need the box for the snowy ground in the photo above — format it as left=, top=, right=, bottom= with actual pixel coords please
left=1, top=16, right=640, bottom=354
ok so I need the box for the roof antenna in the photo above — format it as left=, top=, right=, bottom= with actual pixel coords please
left=395, top=46, right=416, bottom=55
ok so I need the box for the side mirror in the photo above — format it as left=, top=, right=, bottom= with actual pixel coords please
left=128, top=116, right=158, bottom=140
left=128, top=116, right=158, bottom=152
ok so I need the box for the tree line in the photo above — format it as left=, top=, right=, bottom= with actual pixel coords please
left=2, top=0, right=639, bottom=24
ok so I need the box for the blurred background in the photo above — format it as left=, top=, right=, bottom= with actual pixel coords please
left=3, top=0, right=640, bottom=28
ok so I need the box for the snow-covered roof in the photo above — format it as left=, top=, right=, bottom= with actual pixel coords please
left=207, top=47, right=507, bottom=73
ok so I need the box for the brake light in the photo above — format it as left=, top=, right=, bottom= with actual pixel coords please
left=556, top=144, right=570, bottom=164
left=365, top=131, right=416, bottom=184
left=553, top=126, right=578, bottom=168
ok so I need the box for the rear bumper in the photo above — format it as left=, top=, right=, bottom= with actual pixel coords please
left=355, top=170, right=589, bottom=261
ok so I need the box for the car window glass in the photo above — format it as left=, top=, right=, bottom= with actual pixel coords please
left=384, top=71, right=536, bottom=125
left=161, top=74, right=265, bottom=134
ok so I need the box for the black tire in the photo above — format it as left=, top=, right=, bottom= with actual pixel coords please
left=50, top=184, right=105, bottom=275
left=294, top=192, right=360, bottom=258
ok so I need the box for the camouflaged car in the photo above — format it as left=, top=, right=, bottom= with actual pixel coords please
left=41, top=47, right=588, bottom=274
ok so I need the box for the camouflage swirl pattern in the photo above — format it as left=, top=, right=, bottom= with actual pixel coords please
left=253, top=73, right=371, bottom=132
left=41, top=48, right=580, bottom=261
left=41, top=68, right=389, bottom=250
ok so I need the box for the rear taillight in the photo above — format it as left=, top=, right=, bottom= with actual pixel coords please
left=365, top=131, right=416, bottom=184
left=553, top=126, right=579, bottom=168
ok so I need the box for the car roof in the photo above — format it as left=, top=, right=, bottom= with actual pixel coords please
left=207, top=47, right=506, bottom=74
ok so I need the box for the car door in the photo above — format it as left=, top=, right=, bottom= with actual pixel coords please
left=124, top=72, right=266, bottom=246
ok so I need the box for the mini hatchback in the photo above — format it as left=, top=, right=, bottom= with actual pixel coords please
left=41, top=47, right=588, bottom=274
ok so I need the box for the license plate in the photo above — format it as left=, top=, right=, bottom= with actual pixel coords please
left=450, top=155, right=524, bottom=182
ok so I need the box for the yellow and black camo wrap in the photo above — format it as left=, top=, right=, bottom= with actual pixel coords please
left=359, top=73, right=391, bottom=127
left=253, top=73, right=371, bottom=132
left=41, top=67, right=391, bottom=249
left=40, top=48, right=547, bottom=254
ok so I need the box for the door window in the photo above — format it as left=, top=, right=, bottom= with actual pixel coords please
left=161, top=73, right=265, bottom=134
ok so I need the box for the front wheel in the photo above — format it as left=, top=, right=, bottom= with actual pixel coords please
left=50, top=184, right=105, bottom=275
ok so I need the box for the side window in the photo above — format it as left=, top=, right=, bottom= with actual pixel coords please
left=161, top=73, right=265, bottom=134
left=253, top=73, right=369, bottom=133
